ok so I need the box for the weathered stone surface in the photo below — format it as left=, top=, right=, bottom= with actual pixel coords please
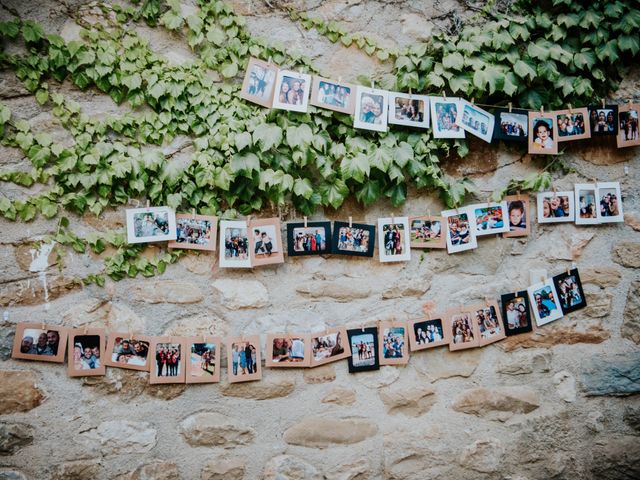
left=0, top=423, right=33, bottom=455
left=553, top=370, right=577, bottom=403
left=0, top=275, right=80, bottom=307
left=128, top=462, right=179, bottom=480
left=82, top=368, right=147, bottom=399
left=379, top=386, right=436, bottom=417
left=324, top=459, right=370, bottom=480
left=381, top=279, right=430, bottom=299
left=180, top=254, right=216, bottom=275
left=322, top=387, right=356, bottom=406
left=625, top=211, right=640, bottom=231
left=499, top=325, right=610, bottom=351
left=0, top=370, right=44, bottom=414
left=296, top=279, right=371, bottom=302
left=0, top=470, right=27, bottom=480
left=303, top=364, right=336, bottom=384
left=569, top=232, right=595, bottom=259
left=132, top=280, right=204, bottom=304
left=623, top=403, right=640, bottom=432
left=458, top=438, right=504, bottom=473
left=51, top=461, right=103, bottom=480
left=211, top=279, right=269, bottom=309
left=498, top=350, right=552, bottom=375
left=164, top=313, right=228, bottom=338
left=583, top=291, right=613, bottom=318
left=581, top=266, right=622, bottom=288
left=581, top=351, right=640, bottom=396
left=201, top=457, right=245, bottom=480
left=63, top=299, right=145, bottom=333
left=452, top=386, right=540, bottom=421
left=145, top=383, right=186, bottom=401
left=357, top=366, right=400, bottom=388
left=612, top=242, right=640, bottom=268
left=219, top=379, right=294, bottom=400
left=588, top=435, right=640, bottom=480
left=79, top=420, right=156, bottom=456
left=413, top=348, right=481, bottom=382
left=263, top=454, right=321, bottom=480
left=283, top=417, right=377, bottom=448
left=179, top=412, right=255, bottom=447
left=13, top=243, right=58, bottom=272
left=622, top=280, right=640, bottom=344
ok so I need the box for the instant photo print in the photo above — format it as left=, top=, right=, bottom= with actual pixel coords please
left=168, top=214, right=217, bottom=251
left=378, top=217, right=411, bottom=262
left=248, top=217, right=285, bottom=267
left=149, top=337, right=187, bottom=384
left=527, top=279, right=564, bottom=327
left=354, top=86, right=389, bottom=132
left=596, top=182, right=623, bottom=223
left=104, top=334, right=151, bottom=371
left=287, top=221, right=332, bottom=256
left=409, top=216, right=446, bottom=249
left=310, top=76, right=355, bottom=115
left=617, top=103, right=640, bottom=148
left=588, top=104, right=618, bottom=136
left=467, top=202, right=509, bottom=236
left=387, top=92, right=430, bottom=129
left=442, top=209, right=478, bottom=253
left=500, top=291, right=533, bottom=336
left=185, top=336, right=222, bottom=384
left=126, top=206, right=177, bottom=244
left=227, top=335, right=262, bottom=383
left=378, top=322, right=409, bottom=366
left=528, top=113, right=558, bottom=155
left=409, top=317, right=449, bottom=351
left=503, top=195, right=530, bottom=237
left=446, top=308, right=480, bottom=351
left=471, top=301, right=506, bottom=347
left=555, top=107, right=591, bottom=142
left=240, top=57, right=278, bottom=107
left=552, top=268, right=587, bottom=315
left=347, top=327, right=380, bottom=373
left=430, top=97, right=465, bottom=139
left=310, top=328, right=350, bottom=367
left=331, top=221, right=375, bottom=257
left=272, top=69, right=311, bottom=113
left=12, top=323, right=68, bottom=363
left=574, top=183, right=599, bottom=225
left=265, top=333, right=311, bottom=368
left=493, top=107, right=529, bottom=142
left=537, top=191, right=575, bottom=223
left=458, top=100, right=495, bottom=143
left=219, top=220, right=251, bottom=268
left=67, top=328, right=106, bottom=377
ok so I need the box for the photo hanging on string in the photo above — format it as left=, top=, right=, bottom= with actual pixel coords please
left=408, top=316, right=450, bottom=351
left=309, top=328, right=351, bottom=367
left=492, top=107, right=529, bottom=142
left=527, top=279, right=564, bottom=327
left=446, top=307, right=480, bottom=351
left=126, top=206, right=177, bottom=245
left=466, top=201, right=509, bottom=236
left=500, top=291, right=533, bottom=336
left=271, top=69, right=312, bottom=113
left=528, top=112, right=558, bottom=155
left=185, top=336, right=222, bottom=384
left=554, top=107, right=591, bottom=142
left=353, top=86, right=389, bottom=132
left=574, top=183, right=599, bottom=225
left=536, top=191, right=575, bottom=223
left=239, top=57, right=278, bottom=108
left=596, top=182, right=624, bottom=223
left=104, top=334, right=151, bottom=371
left=616, top=103, right=640, bottom=148
left=503, top=195, right=530, bottom=237
left=552, top=268, right=587, bottom=315
left=11, top=323, right=68, bottom=363
left=409, top=216, right=446, bottom=249
left=310, top=76, right=355, bottom=115
left=168, top=214, right=218, bottom=251
left=471, top=301, right=506, bottom=347
left=149, top=337, right=187, bottom=384
left=68, top=328, right=106, bottom=377
left=219, top=220, right=252, bottom=268
left=457, top=100, right=495, bottom=143
left=441, top=209, right=478, bottom=254
left=378, top=321, right=410, bottom=366
left=227, top=335, right=262, bottom=383
left=377, top=216, right=411, bottom=262
left=430, top=97, right=465, bottom=139
left=248, top=217, right=285, bottom=267
left=387, top=91, right=430, bottom=129
left=346, top=327, right=380, bottom=373
left=265, top=333, right=312, bottom=368
left=587, top=104, right=618, bottom=137
left=331, top=221, right=375, bottom=257
left=286, top=221, right=332, bottom=256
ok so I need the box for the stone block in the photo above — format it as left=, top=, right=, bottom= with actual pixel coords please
left=263, top=454, right=321, bottom=480
left=452, top=386, right=540, bottom=421
left=379, top=386, right=436, bottom=417
left=612, top=242, right=640, bottom=268
left=0, top=370, right=44, bottom=414
left=132, top=280, right=204, bottom=304
left=79, top=420, right=156, bottom=456
left=581, top=351, right=640, bottom=396
left=283, top=416, right=377, bottom=448
left=212, top=279, right=269, bottom=309
left=321, top=387, right=356, bottom=406
left=303, top=364, right=336, bottom=384
left=0, top=423, right=33, bottom=456
left=219, top=379, right=294, bottom=400
left=201, top=457, right=245, bottom=480
left=622, top=280, right=640, bottom=344
left=179, top=412, right=255, bottom=447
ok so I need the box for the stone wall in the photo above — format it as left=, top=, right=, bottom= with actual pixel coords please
left=1, top=1, right=639, bottom=479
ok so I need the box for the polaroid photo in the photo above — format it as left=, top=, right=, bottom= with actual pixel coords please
left=227, top=336, right=262, bottom=383
left=331, top=221, right=375, bottom=257
left=527, top=279, right=564, bottom=326
left=168, top=214, right=217, bottom=251
left=126, top=206, right=177, bottom=244
left=574, top=183, right=599, bottom=225
left=68, top=328, right=106, bottom=377
left=552, top=268, right=587, bottom=315
left=457, top=100, right=495, bottom=143
left=149, top=337, right=187, bottom=384
left=104, top=334, right=151, bottom=371
left=493, top=107, right=529, bottom=142
left=588, top=104, right=618, bottom=136
left=467, top=202, right=509, bottom=236
left=387, top=91, right=430, bottom=128
left=537, top=191, right=575, bottom=223
left=446, top=308, right=480, bottom=351
left=286, top=221, right=332, bottom=256
left=310, top=76, right=355, bottom=115
left=239, top=57, right=278, bottom=108
left=471, top=301, right=506, bottom=347
left=430, top=97, right=465, bottom=139
left=185, top=336, right=222, bottom=384
left=249, top=218, right=284, bottom=267
left=265, top=333, right=311, bottom=368
left=409, top=216, right=446, bottom=249
left=442, top=209, right=478, bottom=254
left=500, top=291, right=533, bottom=336
left=272, top=70, right=311, bottom=113
left=528, top=113, right=558, bottom=155
left=309, top=328, right=350, bottom=367
left=503, top=195, right=530, bottom=237
left=12, top=323, right=68, bottom=363
left=617, top=103, right=640, bottom=147
left=354, top=86, right=389, bottom=132
left=346, top=327, right=380, bottom=373
left=378, top=217, right=411, bottom=262
left=555, top=108, right=591, bottom=142
left=596, top=182, right=623, bottom=223
left=378, top=322, right=409, bottom=366
left=219, top=220, right=251, bottom=268
left=408, top=317, right=449, bottom=351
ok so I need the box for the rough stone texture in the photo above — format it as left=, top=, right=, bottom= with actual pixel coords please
left=263, top=455, right=321, bottom=480
left=581, top=266, right=622, bottom=288
left=322, top=387, right=356, bottom=406
left=296, top=278, right=371, bottom=301
left=219, top=379, right=295, bottom=400
left=612, top=242, right=640, bottom=268
left=581, top=352, right=640, bottom=396
left=379, top=386, right=436, bottom=417
left=80, top=420, right=157, bottom=456
left=553, top=370, right=577, bottom=402
left=132, top=280, right=204, bottom=304
left=0, top=423, right=33, bottom=455
left=201, top=457, right=245, bottom=480
left=458, top=438, right=504, bottom=473
left=211, top=279, right=269, bottom=309
left=179, top=412, right=255, bottom=447
left=412, top=348, right=481, bottom=381
left=51, top=461, right=103, bottom=480
left=452, top=386, right=540, bottom=421
left=622, top=280, right=640, bottom=344
left=324, top=459, right=370, bottom=480
left=0, top=370, right=44, bottom=414
left=283, top=417, right=378, bottom=447
left=498, top=350, right=552, bottom=375
left=303, top=364, right=336, bottom=384
left=128, top=462, right=180, bottom=480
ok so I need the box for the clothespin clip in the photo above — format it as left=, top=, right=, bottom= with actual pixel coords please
left=540, top=275, right=545, bottom=283
left=471, top=97, right=475, bottom=105
left=540, top=105, right=544, bottom=115
left=361, top=323, right=365, bottom=332
left=442, top=91, right=446, bottom=101
left=267, top=56, right=272, bottom=65
left=338, top=76, right=342, bottom=83
left=371, top=80, right=375, bottom=90
left=146, top=200, right=150, bottom=211
left=303, top=216, right=307, bottom=228
left=247, top=215, right=252, bottom=226
left=427, top=208, right=431, bottom=218
left=487, top=195, right=491, bottom=207
left=568, top=104, right=573, bottom=114
left=508, top=102, right=512, bottom=113
left=41, top=321, right=46, bottom=330
left=409, top=88, right=412, bottom=99
left=192, top=209, right=196, bottom=220
left=348, top=216, right=353, bottom=228
left=566, top=265, right=571, bottom=276
left=391, top=212, right=395, bottom=224
left=601, top=98, right=605, bottom=109
left=83, top=323, right=89, bottom=335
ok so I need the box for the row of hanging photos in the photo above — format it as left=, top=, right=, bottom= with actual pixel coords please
left=10, top=266, right=586, bottom=383
left=125, top=181, right=623, bottom=263
left=240, top=57, right=640, bottom=150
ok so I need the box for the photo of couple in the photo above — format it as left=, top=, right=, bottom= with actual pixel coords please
left=553, top=270, right=586, bottom=314
left=311, top=331, right=347, bottom=366
left=355, top=90, right=387, bottom=132
left=109, top=337, right=149, bottom=368
left=383, top=224, right=404, bottom=256
left=528, top=281, right=563, bottom=326
left=273, top=70, right=311, bottom=112
left=504, top=297, right=530, bottom=331
left=618, top=107, right=639, bottom=146
left=347, top=327, right=379, bottom=372
left=599, top=189, right=620, bottom=217
left=241, top=58, right=277, bottom=107
left=378, top=217, right=411, bottom=262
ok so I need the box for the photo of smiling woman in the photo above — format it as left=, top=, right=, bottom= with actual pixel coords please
left=354, top=86, right=388, bottom=132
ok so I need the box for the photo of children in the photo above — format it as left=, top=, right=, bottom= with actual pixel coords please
left=528, top=115, right=558, bottom=154
left=347, top=328, right=379, bottom=372
left=503, top=195, right=529, bottom=237
left=240, top=58, right=277, bottom=107
left=553, top=269, right=587, bottom=314
left=589, top=106, right=617, bottom=136
left=617, top=106, right=639, bottom=147
left=470, top=203, right=508, bottom=235
left=409, top=217, right=445, bottom=248
left=388, top=93, right=429, bottom=128
left=310, top=330, right=349, bottom=366
left=537, top=192, right=575, bottom=223
left=354, top=87, right=388, bottom=132
left=431, top=100, right=465, bottom=138
left=556, top=109, right=590, bottom=142
left=169, top=214, right=217, bottom=251
left=442, top=210, right=477, bottom=253
left=272, top=70, right=311, bottom=112
left=494, top=109, right=528, bottom=141
left=527, top=281, right=563, bottom=326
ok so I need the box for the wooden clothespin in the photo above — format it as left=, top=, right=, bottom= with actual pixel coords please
left=471, top=97, right=475, bottom=105
left=442, top=91, right=446, bottom=101
left=568, top=104, right=573, bottom=114
left=540, top=105, right=544, bottom=115
left=192, top=209, right=196, bottom=220
left=601, top=98, right=605, bottom=109
left=303, top=216, right=307, bottom=228
left=41, top=321, right=46, bottom=330
left=508, top=102, right=512, bottom=113
left=371, top=80, right=375, bottom=90
left=361, top=323, right=365, bottom=332
left=348, top=216, right=353, bottom=228
left=409, top=88, right=412, bottom=99
left=487, top=195, right=492, bottom=207
left=338, top=76, right=342, bottom=83
left=83, top=323, right=89, bottom=335
left=146, top=200, right=150, bottom=211
left=267, top=56, right=272, bottom=65
left=391, top=212, right=395, bottom=224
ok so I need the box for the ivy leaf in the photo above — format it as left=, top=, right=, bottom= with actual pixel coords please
left=206, top=26, right=226, bottom=45
left=340, top=153, right=370, bottom=183
left=234, top=131, right=252, bottom=151
left=596, top=39, right=619, bottom=62
left=385, top=183, right=407, bottom=207
left=167, top=193, right=182, bottom=209
left=230, top=152, right=260, bottom=174
left=21, top=21, right=44, bottom=43
left=392, top=142, right=413, bottom=167
left=527, top=41, right=550, bottom=61
left=355, top=180, right=381, bottom=206
left=618, top=35, right=640, bottom=55
left=35, top=89, right=48, bottom=105
left=513, top=60, right=537, bottom=80
left=253, top=123, right=283, bottom=152
left=122, top=73, right=142, bottom=90
left=573, top=51, right=597, bottom=69
left=220, top=62, right=238, bottom=78
left=293, top=178, right=313, bottom=199
left=286, top=124, right=313, bottom=150
left=320, top=180, right=349, bottom=209
left=442, top=52, right=464, bottom=70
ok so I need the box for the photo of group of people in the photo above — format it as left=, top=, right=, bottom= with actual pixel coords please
left=474, top=304, right=505, bottom=345
left=527, top=281, right=563, bottom=326
left=267, top=335, right=310, bottom=367
left=220, top=220, right=251, bottom=268
left=409, top=318, right=447, bottom=350
left=354, top=87, right=388, bottom=132
left=70, top=333, right=104, bottom=376
left=617, top=104, right=639, bottom=147
left=547, top=182, right=623, bottom=226
left=504, top=195, right=530, bottom=237
left=240, top=58, right=278, bottom=107
left=272, top=70, right=311, bottom=112
left=106, top=336, right=150, bottom=370
left=589, top=105, right=617, bottom=136
left=556, top=109, right=590, bottom=142
left=493, top=109, right=528, bottom=142
left=449, top=312, right=477, bottom=351
left=347, top=327, right=379, bottom=372
left=500, top=292, right=532, bottom=336
left=442, top=210, right=477, bottom=253
left=228, top=337, right=261, bottom=383
left=553, top=269, right=586, bottom=314
left=152, top=342, right=183, bottom=383
left=169, top=214, right=217, bottom=251
left=431, top=100, right=464, bottom=138
left=459, top=101, right=494, bottom=143
left=470, top=203, right=508, bottom=235
left=388, top=93, right=429, bottom=128
left=378, top=217, right=411, bottom=262
left=331, top=222, right=374, bottom=257
left=311, top=330, right=348, bottom=366
left=311, top=77, right=354, bottom=114
left=18, top=328, right=62, bottom=358
left=409, top=216, right=445, bottom=249
left=287, top=222, right=331, bottom=256
left=188, top=340, right=220, bottom=383
left=249, top=219, right=285, bottom=266
left=537, top=192, right=575, bottom=223
left=126, top=207, right=177, bottom=244
left=379, top=325, right=408, bottom=365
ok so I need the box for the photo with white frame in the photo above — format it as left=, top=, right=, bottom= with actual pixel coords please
left=537, top=191, right=575, bottom=223
left=126, top=206, right=177, bottom=244
left=430, top=97, right=465, bottom=139
left=574, top=183, right=599, bottom=225
left=466, top=201, right=509, bottom=236
left=377, top=216, right=411, bottom=262
left=354, top=86, right=389, bottom=132
left=442, top=208, right=478, bottom=253
left=271, top=69, right=311, bottom=113
left=457, top=100, right=495, bottom=143
left=527, top=279, right=564, bottom=326
left=596, top=181, right=623, bottom=223
left=387, top=91, right=430, bottom=128
left=219, top=220, right=252, bottom=268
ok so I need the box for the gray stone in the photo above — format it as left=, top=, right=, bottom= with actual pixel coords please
left=379, top=386, right=436, bottom=417
left=581, top=266, right=622, bottom=288
left=283, top=417, right=377, bottom=448
left=458, top=438, right=504, bottom=473
left=498, top=350, right=552, bottom=375
left=179, top=412, right=255, bottom=447
left=79, top=420, right=156, bottom=456
left=622, top=280, right=640, bottom=344
left=51, top=461, right=103, bottom=480
left=452, top=386, right=540, bottom=421
left=581, top=352, right=640, bottom=396
left=0, top=470, right=27, bottom=480
left=212, top=279, right=269, bottom=309
left=132, top=280, right=204, bottom=304
left=201, top=457, right=245, bottom=480
left=321, top=387, right=356, bottom=406
left=219, top=380, right=294, bottom=400
left=553, top=370, right=576, bottom=402
left=296, top=278, right=371, bottom=302
left=612, top=242, right=640, bottom=268
left=128, top=462, right=179, bottom=480
left=263, top=454, right=321, bottom=480
left=588, top=435, right=640, bottom=480
left=303, top=364, right=336, bottom=384
left=0, top=423, right=33, bottom=455
left=324, top=459, right=370, bottom=480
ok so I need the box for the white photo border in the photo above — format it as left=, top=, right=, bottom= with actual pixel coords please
left=596, top=181, right=624, bottom=223
left=442, top=208, right=478, bottom=254
left=219, top=220, right=252, bottom=268
left=527, top=279, right=564, bottom=327
left=354, top=86, right=389, bottom=133
left=387, top=91, right=430, bottom=128
left=457, top=100, right=495, bottom=143
left=271, top=69, right=312, bottom=113
left=574, top=183, right=599, bottom=226
left=466, top=201, right=509, bottom=236
left=126, top=206, right=177, bottom=245
left=430, top=97, right=465, bottom=139
left=377, top=216, right=411, bottom=262
left=536, top=191, right=575, bottom=224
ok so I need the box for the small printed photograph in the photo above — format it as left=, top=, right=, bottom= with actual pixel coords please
left=527, top=280, right=564, bottom=326
left=310, top=76, right=355, bottom=115
left=528, top=114, right=558, bottom=155
left=126, top=207, right=177, bottom=244
left=503, top=195, right=530, bottom=237
left=448, top=311, right=479, bottom=351
left=150, top=339, right=185, bottom=384
left=458, top=100, right=495, bottom=143
left=537, top=192, right=575, bottom=223
left=493, top=108, right=529, bottom=142
left=387, top=92, right=430, bottom=128
left=266, top=334, right=311, bottom=368
left=186, top=337, right=221, bottom=384
left=596, top=182, right=624, bottom=223
left=588, top=105, right=618, bottom=136
left=617, top=104, right=640, bottom=148
left=431, top=98, right=465, bottom=139
left=378, top=217, right=411, bottom=262
left=331, top=221, right=375, bottom=257
left=555, top=108, right=591, bottom=142
left=409, top=216, right=445, bottom=249
left=219, top=220, right=251, bottom=268
left=227, top=336, right=262, bottom=383
left=442, top=209, right=478, bottom=254
left=553, top=269, right=587, bottom=315
left=272, top=70, right=311, bottom=113
left=500, top=291, right=533, bottom=336
left=409, top=318, right=448, bottom=351
left=287, top=221, right=332, bottom=256
left=105, top=335, right=150, bottom=371
left=574, top=183, right=599, bottom=225
left=354, top=86, right=388, bottom=132
left=347, top=327, right=380, bottom=373
left=239, top=57, right=278, bottom=108
left=168, top=214, right=217, bottom=251
left=310, top=329, right=350, bottom=366
left=379, top=323, right=409, bottom=366
left=473, top=303, right=505, bottom=346
left=468, top=202, right=509, bottom=236
left=12, top=323, right=67, bottom=363
left=249, top=218, right=285, bottom=267
left=68, top=330, right=106, bottom=377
